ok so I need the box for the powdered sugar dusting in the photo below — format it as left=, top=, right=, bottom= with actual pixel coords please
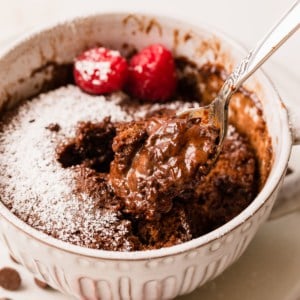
left=76, top=60, right=112, bottom=82
left=0, top=85, right=199, bottom=249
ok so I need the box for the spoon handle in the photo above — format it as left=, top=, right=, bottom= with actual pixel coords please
left=219, top=0, right=300, bottom=105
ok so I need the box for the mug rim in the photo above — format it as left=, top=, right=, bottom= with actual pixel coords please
left=0, top=12, right=293, bottom=260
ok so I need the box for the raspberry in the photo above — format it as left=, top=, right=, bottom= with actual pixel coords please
left=74, top=47, right=128, bottom=95
left=127, top=44, right=177, bottom=101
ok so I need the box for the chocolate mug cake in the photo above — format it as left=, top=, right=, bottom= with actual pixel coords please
left=2, top=11, right=294, bottom=300
left=0, top=43, right=271, bottom=251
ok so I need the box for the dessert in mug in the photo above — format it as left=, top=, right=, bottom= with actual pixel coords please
left=0, top=44, right=272, bottom=251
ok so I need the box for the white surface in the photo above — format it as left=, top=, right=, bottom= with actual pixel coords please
left=0, top=0, right=299, bottom=299
left=0, top=0, right=299, bottom=74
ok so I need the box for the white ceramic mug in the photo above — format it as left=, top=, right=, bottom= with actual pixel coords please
left=0, top=13, right=299, bottom=300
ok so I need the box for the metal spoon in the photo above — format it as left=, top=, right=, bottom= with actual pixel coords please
left=179, top=0, right=300, bottom=152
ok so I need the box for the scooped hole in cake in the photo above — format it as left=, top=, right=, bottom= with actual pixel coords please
left=56, top=117, right=116, bottom=173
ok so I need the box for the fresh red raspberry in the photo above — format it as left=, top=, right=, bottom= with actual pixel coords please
left=127, top=44, right=177, bottom=101
left=74, top=47, right=128, bottom=95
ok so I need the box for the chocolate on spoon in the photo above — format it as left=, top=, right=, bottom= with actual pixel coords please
left=110, top=116, right=219, bottom=220
left=178, top=0, right=299, bottom=154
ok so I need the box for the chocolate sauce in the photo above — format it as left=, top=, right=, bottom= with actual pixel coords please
left=110, top=116, right=219, bottom=220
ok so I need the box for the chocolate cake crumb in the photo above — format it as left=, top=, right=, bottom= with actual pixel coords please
left=75, top=167, right=121, bottom=211
left=45, top=123, right=60, bottom=132
left=195, top=126, right=257, bottom=231
left=0, top=267, right=21, bottom=291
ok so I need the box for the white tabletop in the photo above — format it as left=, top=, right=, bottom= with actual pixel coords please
left=0, top=1, right=300, bottom=299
